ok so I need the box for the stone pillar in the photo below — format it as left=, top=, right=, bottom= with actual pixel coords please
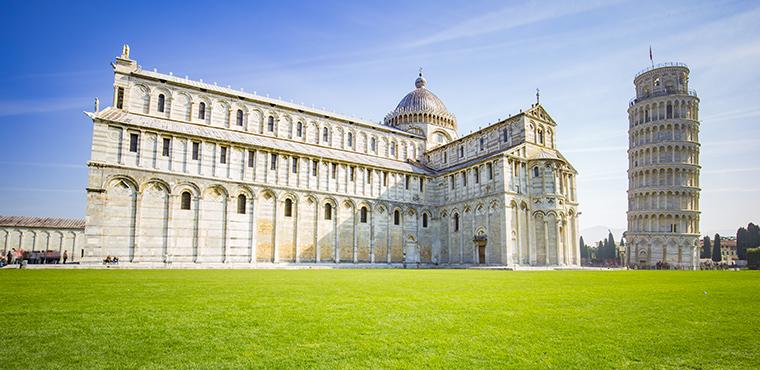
left=164, top=194, right=175, bottom=263
left=387, top=208, right=392, bottom=264
left=132, top=192, right=143, bottom=262
left=195, top=195, right=204, bottom=263
left=353, top=206, right=358, bottom=263
left=514, top=206, right=521, bottom=265
left=224, top=196, right=232, bottom=263
left=555, top=220, right=563, bottom=266
left=249, top=197, right=256, bottom=264
left=370, top=207, right=375, bottom=264
left=543, top=219, right=550, bottom=266
left=295, top=199, right=301, bottom=264
left=333, top=203, right=339, bottom=263
left=315, top=202, right=320, bottom=263
left=528, top=211, right=536, bottom=265
left=272, top=197, right=279, bottom=263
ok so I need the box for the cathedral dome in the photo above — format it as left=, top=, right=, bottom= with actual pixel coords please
left=384, top=72, right=457, bottom=131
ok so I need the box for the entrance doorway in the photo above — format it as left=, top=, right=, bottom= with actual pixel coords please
left=477, top=241, right=486, bottom=264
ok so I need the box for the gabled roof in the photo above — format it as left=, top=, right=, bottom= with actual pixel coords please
left=0, top=216, right=85, bottom=229
left=524, top=104, right=556, bottom=125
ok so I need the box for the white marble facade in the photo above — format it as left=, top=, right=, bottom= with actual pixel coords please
left=626, top=63, right=701, bottom=269
left=82, top=46, right=580, bottom=267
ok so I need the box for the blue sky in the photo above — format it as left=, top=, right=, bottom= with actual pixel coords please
left=1, top=0, right=759, bottom=240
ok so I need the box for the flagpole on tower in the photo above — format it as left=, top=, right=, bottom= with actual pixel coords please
left=649, top=45, right=654, bottom=68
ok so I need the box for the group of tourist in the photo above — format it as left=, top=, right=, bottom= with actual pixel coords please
left=699, top=260, right=738, bottom=270
left=0, top=248, right=70, bottom=267
left=103, top=256, right=119, bottom=265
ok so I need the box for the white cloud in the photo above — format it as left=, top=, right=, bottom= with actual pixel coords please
left=0, top=97, right=87, bottom=117
left=406, top=0, right=624, bottom=48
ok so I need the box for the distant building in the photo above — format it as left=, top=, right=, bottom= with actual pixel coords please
left=0, top=216, right=85, bottom=261
left=699, top=236, right=737, bottom=263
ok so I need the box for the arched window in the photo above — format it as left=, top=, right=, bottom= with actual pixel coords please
left=198, top=102, right=206, bottom=120
left=360, top=207, right=368, bottom=223
left=157, top=94, right=165, bottom=113
left=538, top=130, right=544, bottom=144
left=322, top=127, right=329, bottom=143
left=324, top=203, right=333, bottom=220
left=347, top=132, right=353, bottom=147
left=237, top=194, right=247, bottom=214
left=502, top=127, right=508, bottom=142
left=487, top=163, right=493, bottom=180
left=370, top=137, right=376, bottom=152
left=267, top=116, right=274, bottom=132
left=390, top=142, right=397, bottom=156
left=297, top=122, right=303, bottom=137
left=181, top=191, right=192, bottom=210
left=236, top=109, right=244, bottom=126
left=453, top=213, right=460, bottom=232
left=284, top=198, right=293, bottom=217
left=459, top=146, right=464, bottom=158
left=394, top=210, right=400, bottom=225
left=533, top=167, right=540, bottom=177
left=422, top=213, right=428, bottom=228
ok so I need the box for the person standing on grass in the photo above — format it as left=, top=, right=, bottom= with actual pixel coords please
left=63, top=250, right=68, bottom=264
left=6, top=250, right=11, bottom=265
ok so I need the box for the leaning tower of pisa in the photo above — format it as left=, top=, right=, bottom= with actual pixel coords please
left=626, top=63, right=701, bottom=269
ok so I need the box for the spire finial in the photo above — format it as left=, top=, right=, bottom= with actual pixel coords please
left=415, top=68, right=427, bottom=88
left=121, top=44, right=130, bottom=59
left=536, top=88, right=540, bottom=104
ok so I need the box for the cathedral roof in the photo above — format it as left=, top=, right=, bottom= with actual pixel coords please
left=0, top=215, right=85, bottom=229
left=392, top=74, right=450, bottom=115
left=384, top=72, right=457, bottom=129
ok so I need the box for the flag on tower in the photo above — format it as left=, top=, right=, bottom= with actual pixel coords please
left=649, top=46, right=653, bottom=66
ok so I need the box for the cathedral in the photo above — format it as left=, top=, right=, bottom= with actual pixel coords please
left=5, top=46, right=582, bottom=268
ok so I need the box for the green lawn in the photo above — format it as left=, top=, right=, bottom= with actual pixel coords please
left=0, top=269, right=758, bottom=369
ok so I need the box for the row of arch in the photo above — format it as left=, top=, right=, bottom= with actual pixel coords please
left=0, top=228, right=83, bottom=261
left=630, top=122, right=698, bottom=147
left=124, top=83, right=424, bottom=161
left=625, top=236, right=698, bottom=267
left=385, top=111, right=456, bottom=130
left=627, top=213, right=700, bottom=234
left=630, top=145, right=700, bottom=167
left=629, top=167, right=700, bottom=188
left=91, top=174, right=436, bottom=264
left=629, top=97, right=698, bottom=126
left=628, top=190, right=700, bottom=212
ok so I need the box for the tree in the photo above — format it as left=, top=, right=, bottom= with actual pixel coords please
left=737, top=227, right=747, bottom=260
left=747, top=248, right=760, bottom=270
left=736, top=223, right=760, bottom=260
left=579, top=236, right=588, bottom=259
left=748, top=223, right=760, bottom=256
left=608, top=231, right=617, bottom=260
left=702, top=236, right=711, bottom=259
left=712, top=234, right=722, bottom=263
